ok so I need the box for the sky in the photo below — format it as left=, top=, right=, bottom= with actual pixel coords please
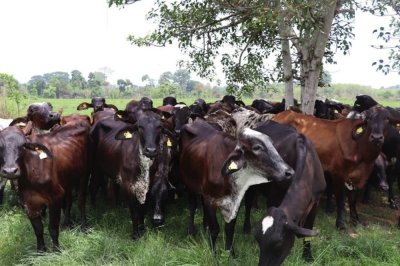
left=0, top=0, right=399, bottom=89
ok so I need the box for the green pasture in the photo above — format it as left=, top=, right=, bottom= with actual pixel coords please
left=0, top=188, right=400, bottom=265
left=1, top=97, right=400, bottom=119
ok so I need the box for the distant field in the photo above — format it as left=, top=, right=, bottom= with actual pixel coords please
left=1, top=97, right=399, bottom=118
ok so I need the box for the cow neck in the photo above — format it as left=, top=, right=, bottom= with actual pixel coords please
left=128, top=140, right=154, bottom=205
left=211, top=167, right=271, bottom=223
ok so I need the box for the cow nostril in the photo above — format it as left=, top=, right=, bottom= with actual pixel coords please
left=285, top=169, right=294, bottom=178
left=146, top=147, right=156, bottom=153
left=2, top=167, right=18, bottom=175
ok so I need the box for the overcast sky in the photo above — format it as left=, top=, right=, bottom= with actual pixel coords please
left=0, top=0, right=399, bottom=88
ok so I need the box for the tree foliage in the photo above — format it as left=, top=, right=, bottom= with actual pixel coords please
left=109, top=0, right=358, bottom=113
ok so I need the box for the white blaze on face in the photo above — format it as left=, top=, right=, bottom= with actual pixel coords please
left=262, top=216, right=274, bottom=234
left=216, top=161, right=272, bottom=223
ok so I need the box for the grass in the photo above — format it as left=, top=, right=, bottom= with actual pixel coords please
left=1, top=187, right=400, bottom=265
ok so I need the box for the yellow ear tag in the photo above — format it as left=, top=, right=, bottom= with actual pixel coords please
left=356, top=127, right=363, bottom=134
left=167, top=138, right=172, bottom=147
left=35, top=148, right=47, bottom=160
left=228, top=161, right=238, bottom=170
left=123, top=131, right=132, bottom=139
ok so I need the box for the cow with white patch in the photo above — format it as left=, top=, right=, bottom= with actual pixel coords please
left=248, top=121, right=326, bottom=265
left=179, top=119, right=294, bottom=253
left=90, top=108, right=175, bottom=237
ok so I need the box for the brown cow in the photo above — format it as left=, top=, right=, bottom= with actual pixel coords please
left=273, top=106, right=400, bottom=229
left=0, top=123, right=91, bottom=251
left=179, top=119, right=294, bottom=253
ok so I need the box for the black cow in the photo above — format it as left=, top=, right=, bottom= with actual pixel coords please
left=77, top=97, right=118, bottom=113
left=234, top=121, right=326, bottom=265
left=163, top=96, right=177, bottom=106
left=90, top=108, right=175, bottom=237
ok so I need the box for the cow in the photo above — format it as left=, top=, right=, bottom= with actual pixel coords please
left=9, top=102, right=61, bottom=135
left=189, top=98, right=209, bottom=116
left=0, top=123, right=91, bottom=251
left=362, top=153, right=389, bottom=204
left=89, top=108, right=175, bottom=237
left=246, top=121, right=326, bottom=265
left=77, top=97, right=118, bottom=113
left=179, top=119, right=294, bottom=253
left=273, top=106, right=400, bottom=229
left=251, top=99, right=274, bottom=114
left=162, top=96, right=177, bottom=106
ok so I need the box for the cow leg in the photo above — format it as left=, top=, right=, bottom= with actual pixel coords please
left=129, top=200, right=146, bottom=239
left=243, top=188, right=255, bottom=234
left=187, top=192, right=198, bottom=236
left=325, top=173, right=335, bottom=213
left=361, top=178, right=372, bottom=204
left=347, top=189, right=365, bottom=226
left=78, top=174, right=89, bottom=232
left=224, top=217, right=237, bottom=256
left=29, top=216, right=46, bottom=251
left=48, top=203, right=62, bottom=251
left=203, top=203, right=220, bottom=253
left=387, top=169, right=398, bottom=209
left=0, top=178, right=6, bottom=205
left=201, top=197, right=209, bottom=230
left=62, top=191, right=73, bottom=229
left=89, top=171, right=103, bottom=207
left=302, top=204, right=318, bottom=262
left=334, top=183, right=346, bottom=230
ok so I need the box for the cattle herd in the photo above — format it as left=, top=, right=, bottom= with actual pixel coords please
left=0, top=95, right=400, bottom=265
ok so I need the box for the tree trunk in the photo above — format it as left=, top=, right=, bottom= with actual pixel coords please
left=278, top=16, right=294, bottom=109
left=299, top=1, right=337, bottom=115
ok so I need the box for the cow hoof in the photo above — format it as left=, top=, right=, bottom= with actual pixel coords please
left=62, top=222, right=73, bottom=230
left=336, top=221, right=346, bottom=231
left=37, top=245, right=47, bottom=252
left=303, top=254, right=314, bottom=263
left=187, top=227, right=197, bottom=236
left=389, top=200, right=399, bottom=210
left=52, top=245, right=61, bottom=253
left=152, top=218, right=165, bottom=228
left=351, top=219, right=367, bottom=227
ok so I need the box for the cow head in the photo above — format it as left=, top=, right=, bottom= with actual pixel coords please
left=162, top=96, right=177, bottom=106
left=363, top=105, right=395, bottom=146
left=353, top=95, right=378, bottom=113
left=77, top=97, right=118, bottom=113
left=115, top=109, right=175, bottom=158
left=314, top=99, right=330, bottom=119
left=0, top=127, right=52, bottom=179
left=255, top=207, right=319, bottom=266
left=171, top=104, right=202, bottom=134
left=27, top=102, right=60, bottom=130
left=222, top=128, right=294, bottom=182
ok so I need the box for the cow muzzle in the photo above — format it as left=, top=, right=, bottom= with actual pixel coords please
left=152, top=214, right=165, bottom=227
left=0, top=166, right=20, bottom=179
left=144, top=147, right=157, bottom=158
left=369, top=134, right=384, bottom=146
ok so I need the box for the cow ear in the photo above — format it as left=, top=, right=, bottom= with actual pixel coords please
left=77, top=102, right=93, bottom=110
left=9, top=116, right=29, bottom=127
left=284, top=222, right=320, bottom=238
left=161, top=111, right=172, bottom=120
left=221, top=148, right=246, bottom=175
left=114, top=110, right=130, bottom=122
left=23, top=143, right=53, bottom=159
left=115, top=125, right=138, bottom=140
left=104, top=104, right=118, bottom=111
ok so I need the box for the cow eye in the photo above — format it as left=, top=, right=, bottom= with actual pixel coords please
left=252, top=144, right=263, bottom=151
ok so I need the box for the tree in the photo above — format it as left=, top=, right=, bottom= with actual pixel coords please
left=173, top=69, right=191, bottom=91
left=70, top=70, right=87, bottom=90
left=110, top=0, right=359, bottom=114
left=28, top=75, right=47, bottom=96
left=158, top=71, right=174, bottom=85
left=0, top=73, right=25, bottom=116
left=117, top=79, right=133, bottom=92
left=87, top=72, right=107, bottom=97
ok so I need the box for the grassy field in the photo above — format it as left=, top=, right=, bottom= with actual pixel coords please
left=1, top=187, right=400, bottom=265
left=1, top=97, right=399, bottom=119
